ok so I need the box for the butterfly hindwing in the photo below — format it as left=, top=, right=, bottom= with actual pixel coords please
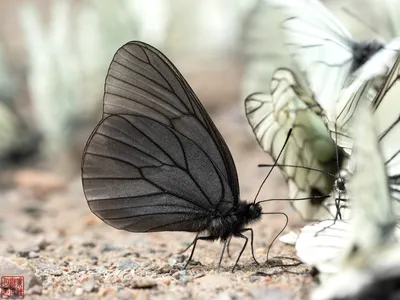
left=82, top=114, right=237, bottom=232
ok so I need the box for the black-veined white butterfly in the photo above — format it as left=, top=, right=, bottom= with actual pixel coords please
left=245, top=68, right=348, bottom=220
left=265, top=0, right=400, bottom=124
left=310, top=103, right=399, bottom=300
left=294, top=55, right=400, bottom=298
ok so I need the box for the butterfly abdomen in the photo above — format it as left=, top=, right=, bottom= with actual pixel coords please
left=207, top=202, right=262, bottom=240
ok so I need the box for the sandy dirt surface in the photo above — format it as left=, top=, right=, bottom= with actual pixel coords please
left=0, top=58, right=313, bottom=300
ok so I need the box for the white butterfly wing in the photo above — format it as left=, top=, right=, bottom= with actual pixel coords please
left=266, top=0, right=354, bottom=115
left=372, top=54, right=400, bottom=213
left=312, top=100, right=397, bottom=300
left=295, top=219, right=349, bottom=276
left=326, top=78, right=375, bottom=155
left=245, top=69, right=341, bottom=220
left=345, top=103, right=396, bottom=254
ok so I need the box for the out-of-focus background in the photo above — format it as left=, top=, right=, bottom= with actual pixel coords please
left=0, top=1, right=397, bottom=299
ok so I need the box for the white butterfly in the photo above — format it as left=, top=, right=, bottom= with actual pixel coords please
left=293, top=55, right=400, bottom=298
left=311, top=101, right=399, bottom=300
left=245, top=68, right=349, bottom=220
left=263, top=0, right=400, bottom=130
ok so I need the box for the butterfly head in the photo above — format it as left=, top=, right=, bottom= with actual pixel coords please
left=234, top=201, right=262, bottom=228
left=245, top=202, right=263, bottom=222
left=351, top=40, right=385, bottom=72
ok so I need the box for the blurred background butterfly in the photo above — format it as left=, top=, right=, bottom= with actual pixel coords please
left=241, top=0, right=400, bottom=105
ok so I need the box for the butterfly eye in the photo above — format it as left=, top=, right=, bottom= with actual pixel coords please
left=335, top=177, right=346, bottom=193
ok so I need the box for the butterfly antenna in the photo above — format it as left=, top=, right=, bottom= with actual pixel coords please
left=342, top=7, right=385, bottom=40
left=253, top=129, right=293, bottom=204
left=257, top=195, right=330, bottom=204
left=258, top=163, right=336, bottom=178
left=333, top=122, right=346, bottom=222
left=261, top=211, right=288, bottom=263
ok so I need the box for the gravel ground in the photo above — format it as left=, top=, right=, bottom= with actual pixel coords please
left=0, top=59, right=313, bottom=300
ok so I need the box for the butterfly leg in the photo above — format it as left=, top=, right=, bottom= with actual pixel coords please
left=241, top=228, right=259, bottom=265
left=231, top=232, right=248, bottom=272
left=178, top=232, right=200, bottom=254
left=183, top=235, right=214, bottom=270
left=217, top=239, right=229, bottom=269
left=226, top=236, right=232, bottom=258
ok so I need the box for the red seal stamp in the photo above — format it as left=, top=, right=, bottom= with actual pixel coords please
left=1, top=276, right=24, bottom=299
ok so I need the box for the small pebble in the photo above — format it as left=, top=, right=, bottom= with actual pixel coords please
left=50, top=270, right=63, bottom=276
left=129, top=278, right=157, bottom=289
left=82, top=275, right=96, bottom=292
left=18, top=246, right=40, bottom=258
left=156, top=264, right=171, bottom=274
left=264, top=275, right=271, bottom=282
left=28, top=251, right=39, bottom=259
left=172, top=270, right=186, bottom=280
left=82, top=241, right=96, bottom=248
left=101, top=244, right=122, bottom=253
left=163, top=278, right=171, bottom=285
left=74, top=287, right=84, bottom=296
left=168, top=254, right=186, bottom=265
left=118, top=258, right=140, bottom=271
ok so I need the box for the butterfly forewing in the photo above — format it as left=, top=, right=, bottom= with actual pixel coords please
left=102, top=42, right=239, bottom=199
left=266, top=0, right=353, bottom=115
left=82, top=114, right=238, bottom=232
